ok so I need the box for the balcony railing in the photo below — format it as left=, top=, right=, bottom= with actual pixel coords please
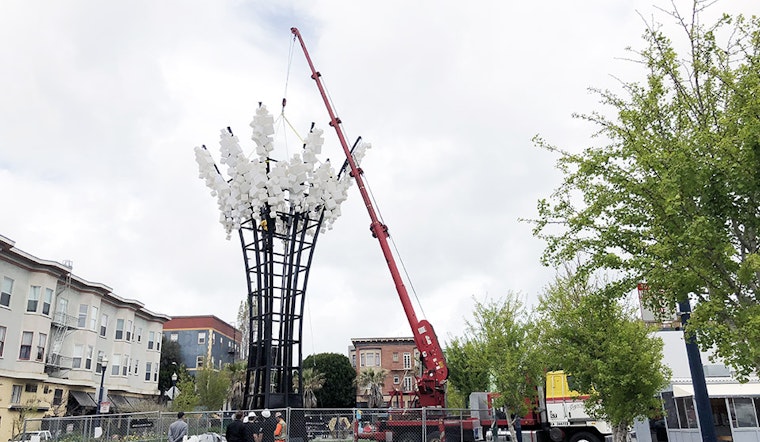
left=46, top=352, right=73, bottom=370
left=51, top=310, right=79, bottom=328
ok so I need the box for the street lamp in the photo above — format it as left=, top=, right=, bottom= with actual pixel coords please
left=97, top=355, right=109, bottom=414
left=171, top=372, right=178, bottom=402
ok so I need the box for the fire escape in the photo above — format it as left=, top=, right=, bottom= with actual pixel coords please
left=46, top=260, right=78, bottom=377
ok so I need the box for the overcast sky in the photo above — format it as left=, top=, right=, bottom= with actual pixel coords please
left=1, top=1, right=755, bottom=357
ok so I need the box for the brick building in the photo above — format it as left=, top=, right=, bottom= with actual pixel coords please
left=350, top=337, right=419, bottom=408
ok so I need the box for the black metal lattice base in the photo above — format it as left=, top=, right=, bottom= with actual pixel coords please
left=242, top=209, right=324, bottom=409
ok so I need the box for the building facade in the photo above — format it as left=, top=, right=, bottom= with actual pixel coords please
left=350, top=337, right=419, bottom=408
left=0, top=235, right=169, bottom=441
left=162, top=315, right=240, bottom=374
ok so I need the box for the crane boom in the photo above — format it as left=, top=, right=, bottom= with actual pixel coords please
left=291, top=27, right=447, bottom=407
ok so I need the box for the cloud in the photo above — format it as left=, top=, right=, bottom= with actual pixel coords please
left=1, top=0, right=754, bottom=356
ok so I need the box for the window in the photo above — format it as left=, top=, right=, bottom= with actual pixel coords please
left=134, top=359, right=139, bottom=376
left=27, top=285, right=40, bottom=312
left=53, top=388, right=63, bottom=405
left=25, top=383, right=38, bottom=393
left=145, top=362, right=152, bottom=381
left=676, top=396, right=698, bottom=429
left=11, top=385, right=21, bottom=404
left=111, top=354, right=121, bottom=376
left=730, top=397, right=758, bottom=428
left=137, top=327, right=142, bottom=342
left=360, top=353, right=365, bottom=367
left=352, top=354, right=356, bottom=367
left=42, top=288, right=53, bottom=315
left=403, top=352, right=412, bottom=369
left=96, top=351, right=105, bottom=374
left=36, top=333, right=46, bottom=361
left=402, top=376, right=414, bottom=392
left=55, top=297, right=68, bottom=323
left=100, top=314, right=108, bottom=337
left=19, top=331, right=33, bottom=360
left=366, top=352, right=375, bottom=367
left=393, top=376, right=400, bottom=384
left=197, top=356, right=204, bottom=368
left=115, top=319, right=124, bottom=340
left=85, top=346, right=93, bottom=370
left=0, top=326, right=5, bottom=357
left=1, top=277, right=13, bottom=307
left=78, top=304, right=88, bottom=328
left=170, top=333, right=178, bottom=342
left=148, top=331, right=156, bottom=349
left=126, top=320, right=133, bottom=341
left=198, top=332, right=206, bottom=345
left=72, top=344, right=83, bottom=368
left=393, top=352, right=399, bottom=362
left=90, top=306, right=99, bottom=330
left=122, top=355, right=129, bottom=376
left=153, top=362, right=158, bottom=381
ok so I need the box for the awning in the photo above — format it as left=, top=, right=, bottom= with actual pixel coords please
left=88, top=393, right=114, bottom=407
left=69, top=390, right=98, bottom=407
left=672, top=381, right=760, bottom=398
left=110, top=395, right=132, bottom=409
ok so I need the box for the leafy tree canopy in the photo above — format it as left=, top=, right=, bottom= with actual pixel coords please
left=304, top=353, right=356, bottom=407
left=444, top=336, right=489, bottom=407
left=159, top=337, right=183, bottom=392
left=535, top=266, right=671, bottom=442
left=195, top=362, right=231, bottom=410
left=532, top=2, right=760, bottom=378
left=173, top=371, right=199, bottom=412
left=453, top=294, right=542, bottom=442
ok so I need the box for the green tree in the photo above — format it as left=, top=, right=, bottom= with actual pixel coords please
left=444, top=384, right=466, bottom=410
left=355, top=367, right=388, bottom=408
left=457, top=294, right=541, bottom=442
left=444, top=336, right=489, bottom=408
left=173, top=371, right=199, bottom=412
left=159, top=337, right=183, bottom=393
left=195, top=361, right=231, bottom=410
left=303, top=353, right=356, bottom=407
left=532, top=3, right=760, bottom=379
left=536, top=266, right=671, bottom=442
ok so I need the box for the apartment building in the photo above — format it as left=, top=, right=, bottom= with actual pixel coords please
left=0, top=235, right=169, bottom=440
left=162, top=315, right=240, bottom=374
left=350, top=337, right=419, bottom=408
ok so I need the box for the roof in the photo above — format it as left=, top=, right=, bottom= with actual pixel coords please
left=351, top=337, right=415, bottom=344
left=0, top=235, right=170, bottom=322
left=163, top=315, right=239, bottom=339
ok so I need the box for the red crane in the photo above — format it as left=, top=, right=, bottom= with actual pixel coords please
left=291, top=27, right=448, bottom=408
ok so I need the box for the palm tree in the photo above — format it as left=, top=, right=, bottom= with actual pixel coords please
left=299, top=367, right=326, bottom=408
left=356, top=367, right=388, bottom=408
left=225, top=361, right=247, bottom=410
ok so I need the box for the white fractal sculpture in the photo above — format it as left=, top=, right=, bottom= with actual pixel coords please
left=194, top=104, right=370, bottom=239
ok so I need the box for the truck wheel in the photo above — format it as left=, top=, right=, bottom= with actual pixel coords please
left=396, top=431, right=421, bottom=442
left=568, top=432, right=601, bottom=442
left=426, top=431, right=441, bottom=442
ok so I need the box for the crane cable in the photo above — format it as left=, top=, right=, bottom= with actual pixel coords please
left=283, top=32, right=318, bottom=360
left=300, top=39, right=427, bottom=320
left=362, top=173, right=427, bottom=319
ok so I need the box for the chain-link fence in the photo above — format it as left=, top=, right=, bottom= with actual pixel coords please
left=21, top=408, right=478, bottom=442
